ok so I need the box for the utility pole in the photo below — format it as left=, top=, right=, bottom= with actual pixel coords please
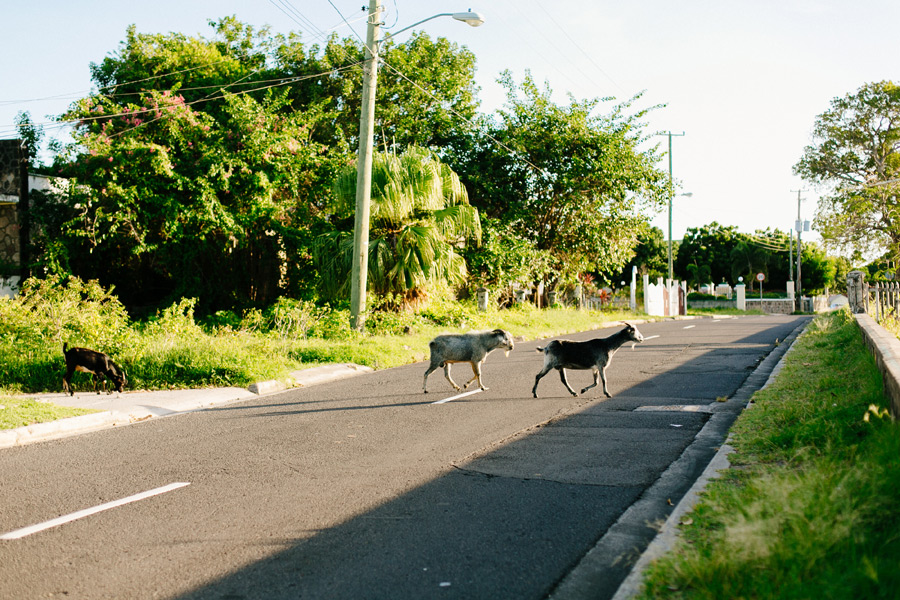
left=789, top=228, right=793, bottom=282
left=349, top=0, right=383, bottom=331
left=661, top=131, right=685, bottom=281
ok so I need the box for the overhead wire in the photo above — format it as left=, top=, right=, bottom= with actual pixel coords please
left=4, top=0, right=579, bottom=186
left=268, top=0, right=329, bottom=44
left=378, top=59, right=551, bottom=180
left=529, top=1, right=624, bottom=96
left=99, top=62, right=366, bottom=139
left=494, top=0, right=619, bottom=98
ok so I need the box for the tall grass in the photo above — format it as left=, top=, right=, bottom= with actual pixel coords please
left=0, top=277, right=641, bottom=393
left=636, top=309, right=900, bottom=599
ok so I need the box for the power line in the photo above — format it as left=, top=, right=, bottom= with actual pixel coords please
left=529, top=1, right=624, bottom=96
left=379, top=59, right=551, bottom=181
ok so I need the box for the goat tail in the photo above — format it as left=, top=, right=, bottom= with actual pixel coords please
left=63, top=342, right=68, bottom=354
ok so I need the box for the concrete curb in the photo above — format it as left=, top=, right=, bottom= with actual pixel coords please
left=0, top=411, right=121, bottom=448
left=550, top=316, right=812, bottom=600
left=854, top=313, right=900, bottom=418
left=1, top=363, right=373, bottom=449
left=606, top=320, right=811, bottom=600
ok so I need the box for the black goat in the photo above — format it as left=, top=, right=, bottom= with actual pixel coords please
left=532, top=323, right=644, bottom=398
left=62, top=343, right=127, bottom=396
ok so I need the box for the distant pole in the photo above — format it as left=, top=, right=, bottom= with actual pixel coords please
left=661, top=131, right=685, bottom=281
left=791, top=189, right=805, bottom=311
left=789, top=228, right=793, bottom=282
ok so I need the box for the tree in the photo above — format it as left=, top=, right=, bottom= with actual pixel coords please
left=447, top=71, right=669, bottom=286
left=674, top=223, right=743, bottom=285
left=271, top=29, right=481, bottom=152
left=794, top=81, right=900, bottom=262
left=36, top=18, right=483, bottom=313
left=729, top=241, right=771, bottom=284
left=48, top=88, right=343, bottom=312
left=464, top=218, right=551, bottom=303
left=313, top=146, right=481, bottom=308
left=612, top=225, right=667, bottom=284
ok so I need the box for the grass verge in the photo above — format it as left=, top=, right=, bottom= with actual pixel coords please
left=635, top=308, right=900, bottom=599
left=0, top=300, right=651, bottom=429
left=0, top=396, right=97, bottom=430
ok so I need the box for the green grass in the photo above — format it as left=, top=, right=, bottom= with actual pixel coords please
left=0, top=279, right=656, bottom=428
left=0, top=396, right=97, bottom=429
left=635, top=308, right=900, bottom=599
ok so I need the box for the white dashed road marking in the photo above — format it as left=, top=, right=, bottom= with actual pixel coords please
left=1, top=482, right=190, bottom=540
left=431, top=389, right=483, bottom=404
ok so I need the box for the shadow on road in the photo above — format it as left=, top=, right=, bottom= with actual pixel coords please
left=175, top=317, right=809, bottom=600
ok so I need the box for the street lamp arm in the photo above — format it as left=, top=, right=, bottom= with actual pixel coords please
left=383, top=11, right=484, bottom=41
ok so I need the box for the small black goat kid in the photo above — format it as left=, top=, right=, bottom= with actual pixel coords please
left=532, top=323, right=644, bottom=398
left=423, top=329, right=515, bottom=393
left=62, top=343, right=127, bottom=396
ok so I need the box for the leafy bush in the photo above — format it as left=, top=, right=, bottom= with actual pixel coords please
left=0, top=276, right=131, bottom=351
left=0, top=276, right=135, bottom=392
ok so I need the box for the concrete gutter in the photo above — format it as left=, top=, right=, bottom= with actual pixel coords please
left=551, top=317, right=811, bottom=600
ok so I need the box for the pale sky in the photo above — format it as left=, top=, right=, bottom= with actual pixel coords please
left=3, top=0, right=898, bottom=245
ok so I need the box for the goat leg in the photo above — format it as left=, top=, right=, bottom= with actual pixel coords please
left=558, top=368, right=578, bottom=397
left=532, top=365, right=554, bottom=398
left=581, top=368, right=600, bottom=395
left=600, top=366, right=612, bottom=398
left=462, top=362, right=489, bottom=391
left=443, top=363, right=462, bottom=391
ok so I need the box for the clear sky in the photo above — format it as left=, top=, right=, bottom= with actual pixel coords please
left=3, top=0, right=898, bottom=244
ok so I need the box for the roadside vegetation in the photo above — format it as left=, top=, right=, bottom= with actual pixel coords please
left=0, top=276, right=642, bottom=398
left=635, top=308, right=900, bottom=599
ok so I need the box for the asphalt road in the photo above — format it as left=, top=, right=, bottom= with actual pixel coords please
left=0, top=315, right=810, bottom=600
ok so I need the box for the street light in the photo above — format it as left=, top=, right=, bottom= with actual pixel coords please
left=350, top=1, right=484, bottom=330
left=667, top=191, right=692, bottom=281
left=659, top=131, right=685, bottom=281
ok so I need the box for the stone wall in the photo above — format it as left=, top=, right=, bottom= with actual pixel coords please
left=0, top=204, right=19, bottom=270
left=744, top=298, right=795, bottom=314
left=0, top=139, right=24, bottom=272
left=855, top=313, right=900, bottom=419
left=0, top=139, right=23, bottom=198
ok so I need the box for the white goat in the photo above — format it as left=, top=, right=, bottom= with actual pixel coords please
left=424, top=329, right=515, bottom=393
